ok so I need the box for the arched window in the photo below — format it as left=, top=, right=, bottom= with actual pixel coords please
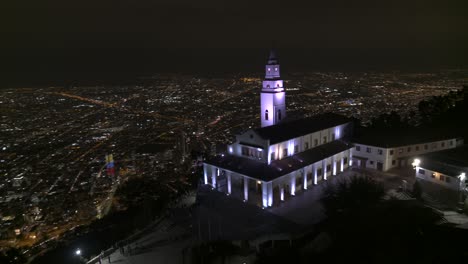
left=265, top=110, right=269, bottom=120
left=266, top=84, right=270, bottom=88
left=277, top=109, right=282, bottom=120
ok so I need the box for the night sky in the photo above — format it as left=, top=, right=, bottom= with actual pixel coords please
left=3, top=0, right=467, bottom=87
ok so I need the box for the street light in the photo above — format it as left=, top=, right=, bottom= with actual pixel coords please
left=411, top=158, right=420, bottom=168
left=75, top=249, right=81, bottom=256
left=458, top=172, right=466, bottom=210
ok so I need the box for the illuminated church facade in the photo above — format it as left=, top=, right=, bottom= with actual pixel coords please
left=203, top=51, right=354, bottom=208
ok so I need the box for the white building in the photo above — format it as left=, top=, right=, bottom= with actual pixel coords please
left=203, top=51, right=354, bottom=208
left=352, top=132, right=463, bottom=171
left=414, top=146, right=468, bottom=191
left=202, top=50, right=465, bottom=208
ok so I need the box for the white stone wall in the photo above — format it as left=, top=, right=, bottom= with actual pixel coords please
left=204, top=148, right=352, bottom=208
left=416, top=167, right=460, bottom=190
left=268, top=123, right=351, bottom=163
left=229, top=130, right=269, bottom=162
left=352, top=138, right=459, bottom=171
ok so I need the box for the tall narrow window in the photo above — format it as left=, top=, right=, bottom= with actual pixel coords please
left=277, top=109, right=282, bottom=120
left=265, top=110, right=269, bottom=120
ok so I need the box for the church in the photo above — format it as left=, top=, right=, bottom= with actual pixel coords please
left=203, top=51, right=354, bottom=208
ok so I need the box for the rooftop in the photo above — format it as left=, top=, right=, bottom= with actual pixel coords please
left=418, top=145, right=468, bottom=176
left=205, top=140, right=353, bottom=181
left=353, top=127, right=461, bottom=148
left=254, top=113, right=351, bottom=144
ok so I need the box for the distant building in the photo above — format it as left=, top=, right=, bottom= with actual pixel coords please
left=105, top=154, right=115, bottom=176
left=414, top=146, right=468, bottom=192
left=203, top=51, right=354, bottom=208
left=352, top=131, right=463, bottom=171
left=179, top=131, right=187, bottom=163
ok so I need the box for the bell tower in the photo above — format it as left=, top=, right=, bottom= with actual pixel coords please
left=260, top=50, right=286, bottom=128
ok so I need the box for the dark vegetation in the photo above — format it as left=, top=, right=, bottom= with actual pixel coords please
left=365, top=86, right=468, bottom=138
left=257, top=176, right=468, bottom=264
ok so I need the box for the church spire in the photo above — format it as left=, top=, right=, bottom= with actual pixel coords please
left=265, top=49, right=280, bottom=80
left=260, top=50, right=286, bottom=127
left=267, top=49, right=279, bottom=65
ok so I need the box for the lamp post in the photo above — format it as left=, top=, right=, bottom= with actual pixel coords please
left=75, top=248, right=85, bottom=263
left=458, top=172, right=466, bottom=211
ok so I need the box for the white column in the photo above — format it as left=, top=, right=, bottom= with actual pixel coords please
left=332, top=155, right=337, bottom=176
left=349, top=150, right=353, bottom=166
left=303, top=168, right=308, bottom=190
left=211, top=168, right=217, bottom=189
left=267, top=182, right=273, bottom=207
left=323, top=159, right=327, bottom=180
left=227, top=172, right=232, bottom=195
left=341, top=156, right=344, bottom=172
left=290, top=174, right=296, bottom=196
left=280, top=185, right=285, bottom=201
left=243, top=177, right=249, bottom=201
left=203, top=164, right=208, bottom=185
left=313, top=164, right=318, bottom=185
left=262, top=182, right=268, bottom=207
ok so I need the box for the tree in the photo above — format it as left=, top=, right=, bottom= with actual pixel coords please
left=412, top=181, right=422, bottom=199
left=321, top=175, right=385, bottom=217
left=319, top=175, right=445, bottom=263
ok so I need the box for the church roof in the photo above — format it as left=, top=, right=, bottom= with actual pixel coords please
left=254, top=113, right=352, bottom=144
left=418, top=145, right=468, bottom=171
left=205, top=140, right=353, bottom=181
